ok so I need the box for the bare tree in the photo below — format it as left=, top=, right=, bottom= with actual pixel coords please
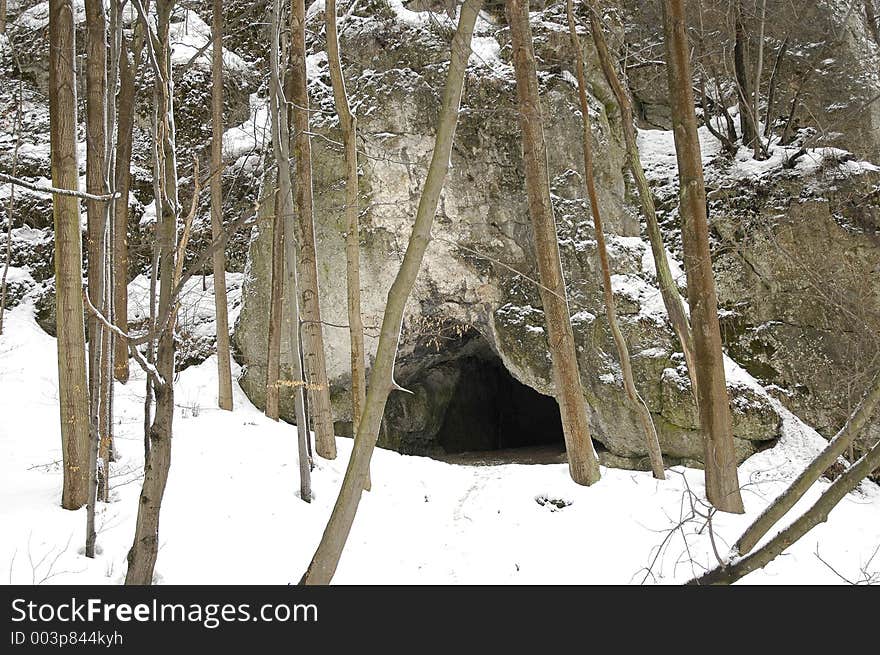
left=733, top=370, right=880, bottom=558
left=326, top=0, right=368, bottom=488
left=84, top=0, right=111, bottom=559
left=662, top=0, right=744, bottom=514
left=567, top=0, right=664, bottom=479
left=506, top=0, right=600, bottom=486
left=125, top=0, right=180, bottom=584
left=211, top=0, right=233, bottom=410
left=0, top=60, right=22, bottom=336
left=587, top=4, right=699, bottom=401
left=270, top=0, right=311, bottom=502
left=733, top=0, right=758, bottom=148
left=112, top=3, right=146, bottom=383
left=288, top=0, right=336, bottom=460
left=300, top=0, right=483, bottom=585
left=692, top=396, right=880, bottom=584
left=265, top=184, right=284, bottom=421
left=49, top=0, right=91, bottom=511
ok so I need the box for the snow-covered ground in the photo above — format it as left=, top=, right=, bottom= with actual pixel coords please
left=1, top=301, right=879, bottom=585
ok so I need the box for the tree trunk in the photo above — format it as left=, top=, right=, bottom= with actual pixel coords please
left=692, top=428, right=880, bottom=584
left=734, top=370, right=880, bottom=555
left=211, top=0, right=233, bottom=411
left=126, top=0, right=178, bottom=584
left=300, top=0, right=483, bottom=585
left=270, top=0, right=311, bottom=503
left=0, top=76, right=22, bottom=336
left=762, top=36, right=787, bottom=138
left=751, top=0, right=767, bottom=159
left=112, top=15, right=143, bottom=384
left=567, top=0, right=664, bottom=480
left=662, top=0, right=744, bottom=514
left=84, top=0, right=110, bottom=557
left=288, top=0, right=336, bottom=460
left=49, top=0, right=91, bottom=511
left=506, top=0, right=600, bottom=487
left=265, top=184, right=284, bottom=421
left=326, top=0, right=369, bottom=489
left=587, top=5, right=699, bottom=404
left=733, top=0, right=757, bottom=147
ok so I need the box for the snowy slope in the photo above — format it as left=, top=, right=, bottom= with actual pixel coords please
left=1, top=302, right=879, bottom=585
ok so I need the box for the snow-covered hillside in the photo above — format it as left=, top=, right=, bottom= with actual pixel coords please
left=2, top=301, right=878, bottom=585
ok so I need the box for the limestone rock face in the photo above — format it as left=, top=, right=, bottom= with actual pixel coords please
left=233, top=2, right=782, bottom=468
left=712, top=162, right=880, bottom=447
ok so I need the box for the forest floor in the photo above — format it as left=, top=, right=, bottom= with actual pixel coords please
left=2, top=302, right=880, bottom=585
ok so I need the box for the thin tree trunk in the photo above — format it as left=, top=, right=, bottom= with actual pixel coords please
left=692, top=428, right=880, bottom=584
left=300, top=0, right=483, bottom=585
left=751, top=0, right=767, bottom=158
left=588, top=5, right=699, bottom=403
left=99, top=0, right=120, bottom=506
left=506, top=0, right=600, bottom=486
left=326, top=0, right=369, bottom=489
left=734, top=370, right=880, bottom=556
left=211, top=0, right=233, bottom=410
left=269, top=0, right=310, bottom=503
left=662, top=0, right=744, bottom=514
left=567, top=0, right=664, bottom=479
left=265, top=185, right=284, bottom=421
left=288, top=0, right=336, bottom=460
left=84, top=0, right=110, bottom=558
left=0, top=74, right=22, bottom=335
left=113, top=11, right=145, bottom=383
left=50, top=0, right=91, bottom=511
left=126, top=0, right=178, bottom=584
left=733, top=1, right=757, bottom=147
left=762, top=36, right=787, bottom=138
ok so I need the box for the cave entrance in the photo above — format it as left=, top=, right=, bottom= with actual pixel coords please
left=418, top=336, right=567, bottom=464
left=382, top=332, right=567, bottom=464
left=434, top=354, right=565, bottom=456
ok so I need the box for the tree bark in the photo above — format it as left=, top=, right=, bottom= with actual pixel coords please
left=126, top=0, right=178, bottom=584
left=662, top=0, right=744, bottom=513
left=751, top=0, right=767, bottom=159
left=733, top=0, right=757, bottom=147
left=112, top=16, right=144, bottom=383
left=587, top=5, right=699, bottom=403
left=567, top=0, right=664, bottom=479
left=300, top=0, right=483, bottom=585
left=211, top=0, right=233, bottom=411
left=734, top=370, right=880, bottom=556
left=506, top=0, right=601, bottom=487
left=270, top=0, right=311, bottom=503
left=326, top=0, right=369, bottom=489
left=288, top=0, right=336, bottom=460
left=84, top=0, right=110, bottom=557
left=265, top=185, right=284, bottom=421
left=49, top=0, right=91, bottom=511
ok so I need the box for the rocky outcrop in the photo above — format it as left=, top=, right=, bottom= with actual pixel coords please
left=233, top=2, right=782, bottom=469
left=712, top=157, right=880, bottom=448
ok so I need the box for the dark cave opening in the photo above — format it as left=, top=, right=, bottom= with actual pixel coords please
left=381, top=332, right=569, bottom=462
left=433, top=354, right=566, bottom=455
